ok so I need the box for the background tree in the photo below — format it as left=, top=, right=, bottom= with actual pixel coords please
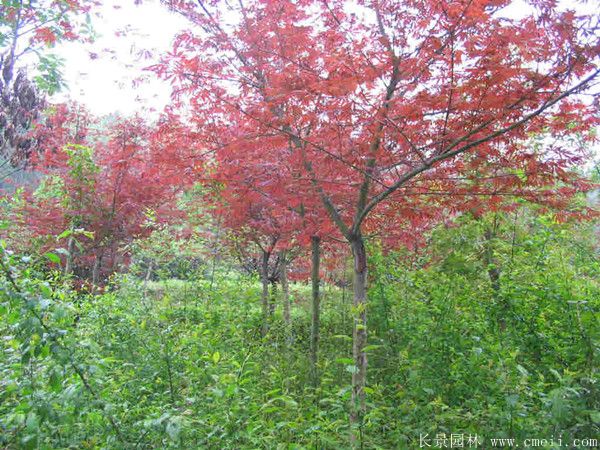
left=0, top=0, right=97, bottom=185
left=0, top=0, right=96, bottom=92
left=5, top=106, right=196, bottom=285
left=201, top=133, right=342, bottom=379
left=0, top=64, right=45, bottom=184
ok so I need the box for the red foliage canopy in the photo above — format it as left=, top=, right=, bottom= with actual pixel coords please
left=157, top=0, right=599, bottom=248
left=8, top=104, right=198, bottom=280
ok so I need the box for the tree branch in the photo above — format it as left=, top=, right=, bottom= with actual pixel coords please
left=354, top=67, right=600, bottom=230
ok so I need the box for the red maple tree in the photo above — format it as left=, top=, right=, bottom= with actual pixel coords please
left=7, top=105, right=197, bottom=284
left=157, top=0, right=599, bottom=429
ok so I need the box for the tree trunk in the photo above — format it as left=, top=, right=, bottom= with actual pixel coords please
left=269, top=280, right=277, bottom=316
left=209, top=216, right=222, bottom=293
left=64, top=234, right=75, bottom=277
left=92, top=252, right=103, bottom=291
left=260, top=249, right=270, bottom=336
left=3, top=2, right=21, bottom=86
left=310, top=235, right=321, bottom=387
left=341, top=279, right=347, bottom=330
left=280, top=251, right=291, bottom=325
left=484, top=227, right=505, bottom=331
left=145, top=260, right=154, bottom=284
left=349, top=235, right=368, bottom=438
left=484, top=228, right=501, bottom=293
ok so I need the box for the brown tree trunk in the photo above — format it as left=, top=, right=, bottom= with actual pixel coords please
left=209, top=216, right=222, bottom=293
left=92, top=252, right=103, bottom=291
left=280, top=251, right=291, bottom=325
left=310, top=235, right=321, bottom=387
left=349, top=235, right=368, bottom=439
left=260, top=249, right=270, bottom=336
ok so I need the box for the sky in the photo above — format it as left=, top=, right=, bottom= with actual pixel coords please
left=53, top=0, right=187, bottom=117
left=50, top=0, right=598, bottom=121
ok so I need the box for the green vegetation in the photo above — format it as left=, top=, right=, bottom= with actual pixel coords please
left=2, top=212, right=598, bottom=449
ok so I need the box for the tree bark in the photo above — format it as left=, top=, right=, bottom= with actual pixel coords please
left=484, top=228, right=501, bottom=293
left=260, top=249, right=270, bottom=336
left=349, top=235, right=368, bottom=436
left=280, top=251, right=291, bottom=325
left=310, top=235, right=321, bottom=387
left=269, top=279, right=277, bottom=316
left=91, top=252, right=103, bottom=291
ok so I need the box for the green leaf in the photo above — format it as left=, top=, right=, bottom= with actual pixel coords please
left=335, top=357, right=354, bottom=365
left=332, top=335, right=352, bottom=341
left=516, top=364, right=529, bottom=377
left=44, top=252, right=61, bottom=264
left=57, top=229, right=73, bottom=240
left=506, top=394, right=519, bottom=407
left=362, top=345, right=381, bottom=353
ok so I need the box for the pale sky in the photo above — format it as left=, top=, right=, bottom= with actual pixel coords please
left=53, top=0, right=187, bottom=117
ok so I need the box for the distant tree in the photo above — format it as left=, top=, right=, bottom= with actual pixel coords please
left=0, top=0, right=96, bottom=92
left=9, top=105, right=197, bottom=285
left=0, top=62, right=45, bottom=184
left=0, top=0, right=96, bottom=184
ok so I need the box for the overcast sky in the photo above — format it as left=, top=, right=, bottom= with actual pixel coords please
left=53, top=0, right=187, bottom=117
